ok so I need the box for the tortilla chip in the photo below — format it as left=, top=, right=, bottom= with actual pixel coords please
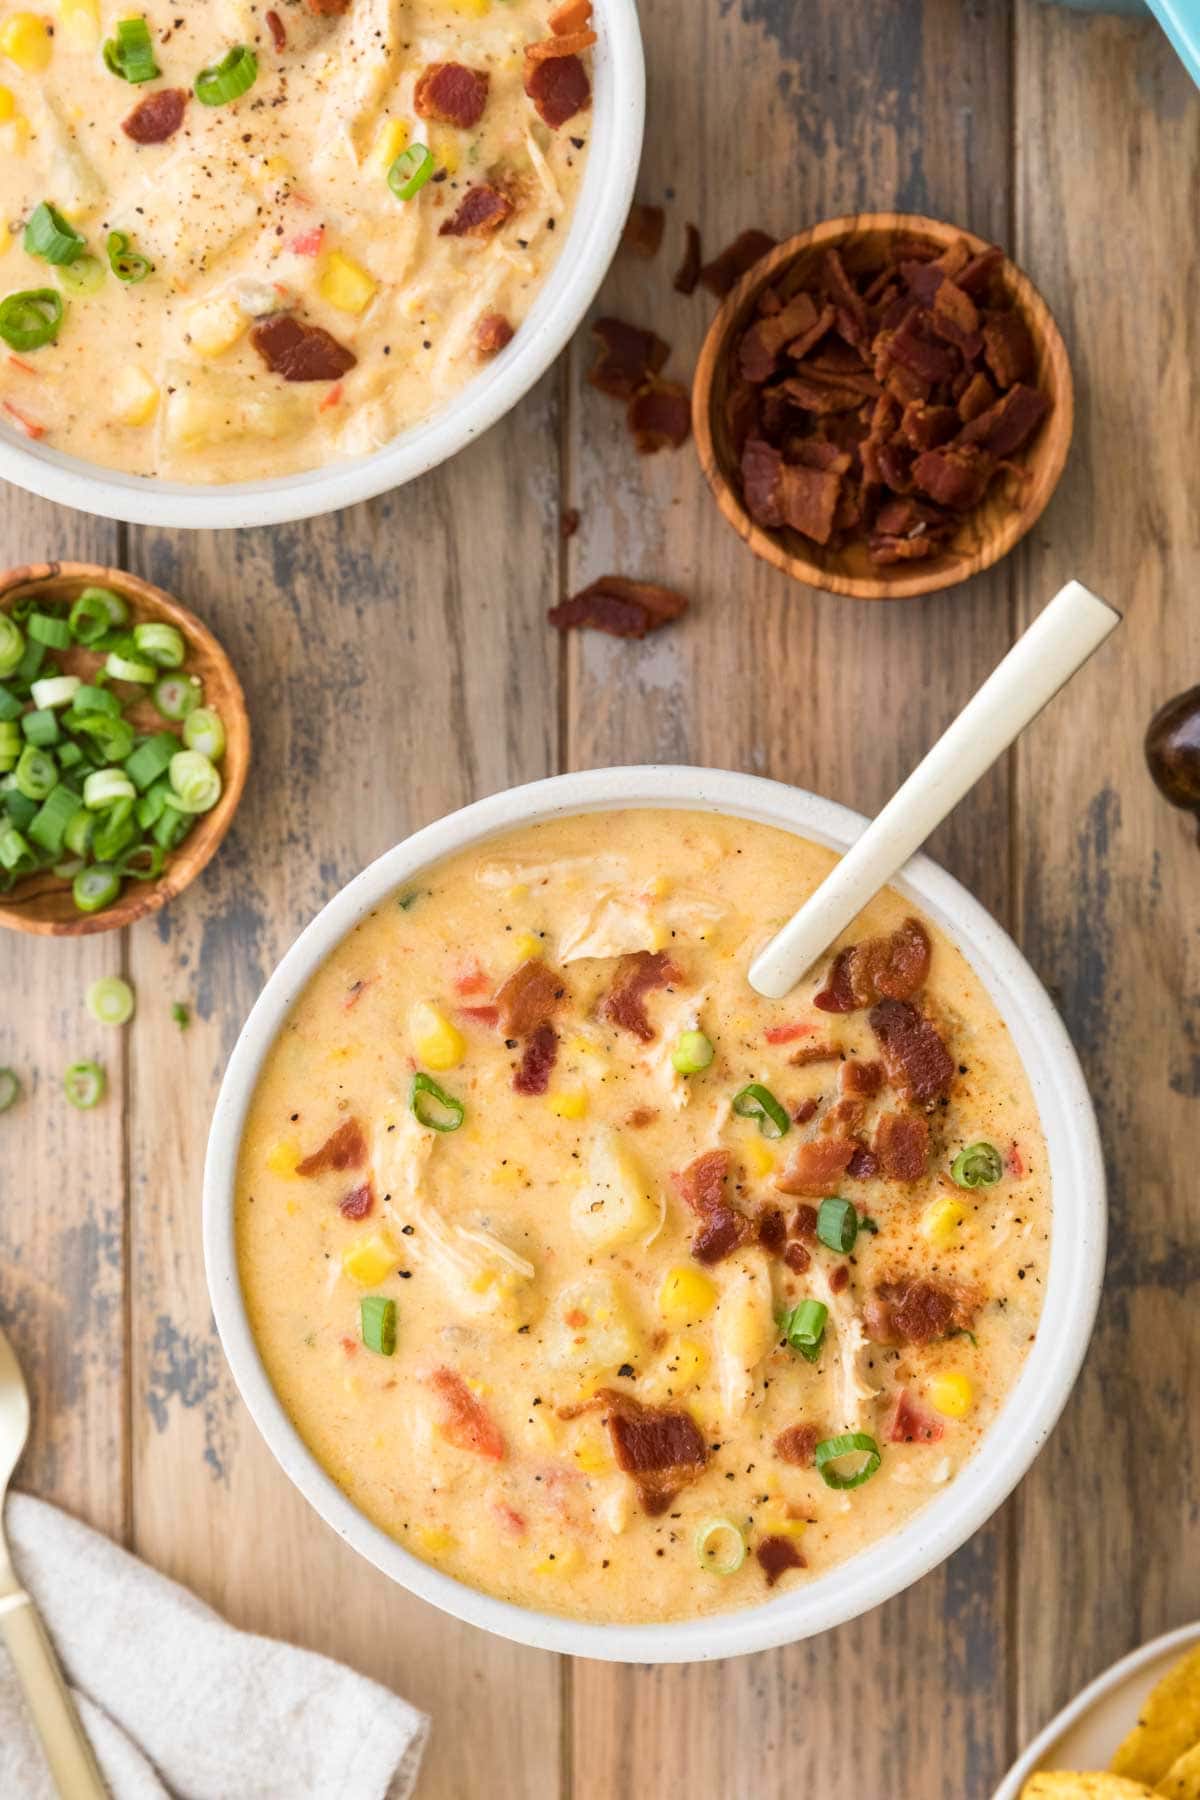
left=1155, top=1740, right=1200, bottom=1798
left=1112, top=1650, right=1200, bottom=1786
left=1021, top=1777, right=1155, bottom=1798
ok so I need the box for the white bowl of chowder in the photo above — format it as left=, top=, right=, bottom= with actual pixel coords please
left=204, top=766, right=1105, bottom=1661
left=0, top=0, right=642, bottom=528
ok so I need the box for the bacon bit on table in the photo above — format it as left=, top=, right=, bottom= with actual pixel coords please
left=588, top=317, right=669, bottom=399
left=673, top=222, right=703, bottom=295
left=756, top=1535, right=806, bottom=1586
left=428, top=1369, right=505, bottom=1460
left=814, top=918, right=932, bottom=1012
left=265, top=9, right=286, bottom=50
left=587, top=1389, right=708, bottom=1515
left=873, top=1111, right=929, bottom=1182
left=524, top=48, right=591, bottom=128
left=699, top=228, right=777, bottom=298
left=550, top=0, right=593, bottom=31
left=121, top=87, right=187, bottom=144
left=514, top=1021, right=559, bottom=1095
left=475, top=311, right=515, bottom=357
left=439, top=183, right=515, bottom=238
left=250, top=313, right=357, bottom=382
left=295, top=1117, right=367, bottom=1176
left=774, top=1423, right=820, bottom=1466
left=1, top=402, right=44, bottom=440
left=494, top=958, right=566, bottom=1036
left=776, top=1134, right=857, bottom=1197
left=886, top=1388, right=945, bottom=1444
left=288, top=225, right=326, bottom=257
left=788, top=1040, right=842, bottom=1068
left=415, top=62, right=490, bottom=130
left=868, top=998, right=955, bottom=1104
left=599, top=950, right=683, bottom=1043
left=627, top=379, right=691, bottom=454
left=865, top=1278, right=979, bottom=1346
left=622, top=202, right=665, bottom=259
left=339, top=1182, right=374, bottom=1220
left=548, top=575, right=689, bottom=640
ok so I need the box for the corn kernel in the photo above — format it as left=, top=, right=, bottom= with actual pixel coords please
left=415, top=1525, right=455, bottom=1555
left=506, top=883, right=529, bottom=902
left=490, top=1161, right=521, bottom=1187
left=929, top=1372, right=974, bottom=1419
left=266, top=1139, right=302, bottom=1178
left=0, top=84, right=13, bottom=123
left=512, top=932, right=543, bottom=962
left=447, top=0, right=490, bottom=14
left=370, top=116, right=409, bottom=175
left=658, top=1265, right=717, bottom=1326
left=1, top=14, right=52, bottom=71
left=57, top=0, right=99, bottom=48
left=549, top=1088, right=588, bottom=1121
left=647, top=875, right=671, bottom=900
left=431, top=132, right=459, bottom=176
left=109, top=364, right=159, bottom=427
left=319, top=249, right=377, bottom=316
left=532, top=1544, right=581, bottom=1578
left=744, top=1139, right=776, bottom=1179
left=667, top=1337, right=708, bottom=1389
left=572, top=1429, right=613, bottom=1474
left=763, top=1507, right=807, bottom=1541
left=409, top=999, right=466, bottom=1071
left=341, top=1233, right=398, bottom=1286
left=921, top=1196, right=966, bottom=1247
left=570, top=1035, right=606, bottom=1063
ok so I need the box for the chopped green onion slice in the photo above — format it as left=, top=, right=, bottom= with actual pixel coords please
left=694, top=1517, right=747, bottom=1575
left=410, top=1071, right=466, bottom=1132
left=168, top=749, right=221, bottom=813
left=388, top=143, right=436, bottom=201
left=125, top=732, right=177, bottom=792
left=104, top=649, right=156, bottom=685
left=360, top=1295, right=397, bottom=1356
left=152, top=674, right=200, bottom=721
left=88, top=586, right=128, bottom=628
left=15, top=744, right=56, bottom=801
left=23, top=203, right=86, bottom=268
left=63, top=1059, right=106, bottom=1108
left=814, top=1432, right=882, bottom=1492
left=132, top=621, right=185, bottom=668
left=103, top=17, right=159, bottom=82
left=14, top=638, right=45, bottom=684
left=152, top=803, right=192, bottom=851
left=53, top=857, right=84, bottom=879
left=0, top=616, right=23, bottom=678
left=0, top=289, right=64, bottom=352
left=28, top=784, right=81, bottom=855
left=0, top=686, right=21, bottom=722
left=63, top=807, right=94, bottom=858
left=75, top=713, right=135, bottom=763
left=72, top=683, right=120, bottom=718
left=107, top=231, right=154, bottom=284
left=182, top=706, right=225, bottom=760
left=73, top=864, right=121, bottom=914
left=671, top=1029, right=714, bottom=1075
left=3, top=790, right=38, bottom=830
left=83, top=768, right=136, bottom=810
left=195, top=44, right=258, bottom=105
left=0, top=1068, right=20, bottom=1113
left=115, top=840, right=164, bottom=881
left=87, top=975, right=135, bottom=1026
left=93, top=798, right=137, bottom=864
left=68, top=593, right=114, bottom=645
left=57, top=254, right=105, bottom=297
left=171, top=1001, right=190, bottom=1028
left=779, top=1297, right=827, bottom=1363
left=816, top=1196, right=858, bottom=1254
left=27, top=610, right=72, bottom=649
left=731, top=1081, right=790, bottom=1139
left=0, top=823, right=37, bottom=874
left=21, top=709, right=58, bottom=748
left=30, top=674, right=80, bottom=710
left=950, top=1141, right=1003, bottom=1189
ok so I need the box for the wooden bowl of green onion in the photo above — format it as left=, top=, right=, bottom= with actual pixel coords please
left=0, top=563, right=249, bottom=936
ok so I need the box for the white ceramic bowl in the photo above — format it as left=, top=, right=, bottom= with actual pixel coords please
left=0, top=3, right=644, bottom=530
left=204, top=766, right=1106, bottom=1663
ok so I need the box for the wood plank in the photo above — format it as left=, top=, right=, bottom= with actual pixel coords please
left=0, top=494, right=126, bottom=1542
left=566, top=2, right=1019, bottom=1794
left=123, top=388, right=565, bottom=1800
left=1011, top=0, right=1200, bottom=1748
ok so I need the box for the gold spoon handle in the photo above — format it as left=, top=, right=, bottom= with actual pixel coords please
left=0, top=1589, right=109, bottom=1798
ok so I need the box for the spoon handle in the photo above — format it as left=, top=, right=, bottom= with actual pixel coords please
left=748, top=580, right=1121, bottom=1000
left=0, top=1588, right=109, bottom=1797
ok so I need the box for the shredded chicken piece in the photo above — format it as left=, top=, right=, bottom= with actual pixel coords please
left=808, top=1260, right=880, bottom=1432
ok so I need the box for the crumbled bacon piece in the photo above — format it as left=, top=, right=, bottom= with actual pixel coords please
left=738, top=293, right=822, bottom=384
left=675, top=1148, right=750, bottom=1265
left=122, top=87, right=188, bottom=144
left=741, top=436, right=785, bottom=528
left=846, top=1145, right=880, bottom=1180
left=774, top=1424, right=819, bottom=1466
left=627, top=379, right=691, bottom=454
left=439, top=184, right=514, bottom=238
left=886, top=1388, right=945, bottom=1444
left=251, top=314, right=357, bottom=382
left=514, top=1021, right=559, bottom=1095
left=958, top=382, right=1047, bottom=458
left=524, top=48, right=591, bottom=127
left=428, top=1368, right=505, bottom=1460
left=815, top=918, right=932, bottom=1012
left=840, top=1059, right=884, bottom=1098
left=789, top=1041, right=842, bottom=1068
left=830, top=1264, right=850, bottom=1294
left=622, top=202, right=665, bottom=259
left=873, top=1111, right=929, bottom=1182
left=339, top=1182, right=374, bottom=1220
left=699, top=228, right=777, bottom=298
left=550, top=0, right=593, bottom=30
left=956, top=370, right=995, bottom=423
left=790, top=1203, right=819, bottom=1241
left=494, top=958, right=565, bottom=1036
left=757, top=1206, right=787, bottom=1254
left=982, top=309, right=1034, bottom=388
left=869, top=999, right=955, bottom=1104
left=784, top=1241, right=811, bottom=1274
left=587, top=317, right=669, bottom=399
left=867, top=1278, right=978, bottom=1346
left=296, top=1117, right=367, bottom=1176
left=414, top=62, right=489, bottom=129
left=598, top=951, right=682, bottom=1043
left=591, top=1390, right=707, bottom=1514
left=625, top=1105, right=658, bottom=1129
left=265, top=9, right=286, bottom=49
left=792, top=1097, right=819, bottom=1126
left=548, top=575, right=688, bottom=639
left=475, top=311, right=515, bottom=357
left=911, top=443, right=994, bottom=510
left=777, top=460, right=842, bottom=545
left=673, top=222, right=702, bottom=295
left=756, top=1535, right=805, bottom=1586
left=776, top=1135, right=857, bottom=1197
left=306, top=0, right=350, bottom=12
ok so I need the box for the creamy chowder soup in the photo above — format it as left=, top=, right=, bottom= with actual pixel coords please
left=0, top=0, right=593, bottom=478
left=236, top=811, right=1050, bottom=1625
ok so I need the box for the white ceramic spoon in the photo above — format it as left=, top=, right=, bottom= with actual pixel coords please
left=748, top=580, right=1121, bottom=1000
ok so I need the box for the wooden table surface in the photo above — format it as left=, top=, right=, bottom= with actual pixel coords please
left=1, top=3, right=1197, bottom=1795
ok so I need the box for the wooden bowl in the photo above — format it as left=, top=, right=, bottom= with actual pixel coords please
left=0, top=563, right=249, bottom=936
left=692, top=212, right=1075, bottom=600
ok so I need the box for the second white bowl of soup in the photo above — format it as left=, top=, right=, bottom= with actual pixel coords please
left=0, top=0, right=642, bottom=527
left=204, top=766, right=1105, bottom=1661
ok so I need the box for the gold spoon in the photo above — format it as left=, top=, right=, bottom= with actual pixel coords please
left=0, top=1325, right=109, bottom=1798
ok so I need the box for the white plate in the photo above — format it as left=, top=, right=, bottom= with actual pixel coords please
left=995, top=1622, right=1200, bottom=1797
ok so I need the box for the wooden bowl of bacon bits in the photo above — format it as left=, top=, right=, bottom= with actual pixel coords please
left=692, top=213, right=1074, bottom=600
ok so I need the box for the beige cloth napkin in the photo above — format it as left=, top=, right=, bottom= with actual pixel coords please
left=0, top=1494, right=429, bottom=1800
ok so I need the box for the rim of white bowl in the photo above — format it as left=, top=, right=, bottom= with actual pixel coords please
left=204, top=766, right=1107, bottom=1663
left=0, top=1, right=644, bottom=530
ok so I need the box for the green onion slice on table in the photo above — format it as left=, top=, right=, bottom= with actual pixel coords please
left=731, top=1081, right=790, bottom=1138
left=360, top=1296, right=397, bottom=1356
left=950, top=1141, right=1003, bottom=1189
left=410, top=1072, right=465, bottom=1132
left=779, top=1297, right=827, bottom=1363
left=23, top=203, right=86, bottom=267
left=388, top=144, right=435, bottom=201
left=814, top=1432, right=882, bottom=1491
left=107, top=231, right=153, bottom=284
left=0, top=1068, right=20, bottom=1114
left=195, top=45, right=258, bottom=105
left=63, top=1060, right=106, bottom=1109
left=694, top=1517, right=746, bottom=1575
left=816, top=1196, right=858, bottom=1254
left=86, top=976, right=135, bottom=1026
left=103, top=17, right=159, bottom=82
